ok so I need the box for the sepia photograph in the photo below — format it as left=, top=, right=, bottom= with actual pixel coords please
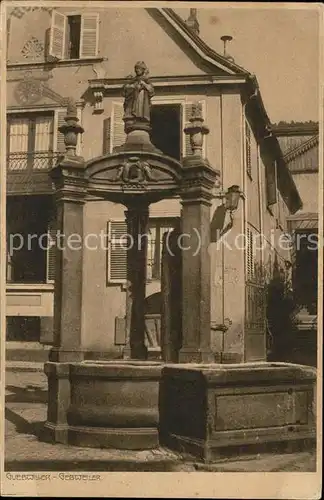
left=0, top=1, right=322, bottom=497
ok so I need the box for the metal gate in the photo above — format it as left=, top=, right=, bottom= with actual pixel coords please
left=245, top=280, right=267, bottom=361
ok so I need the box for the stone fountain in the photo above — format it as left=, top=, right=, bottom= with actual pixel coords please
left=44, top=61, right=217, bottom=449
left=44, top=62, right=316, bottom=458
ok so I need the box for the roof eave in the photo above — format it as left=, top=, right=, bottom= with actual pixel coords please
left=158, top=8, right=250, bottom=76
left=244, top=77, right=303, bottom=214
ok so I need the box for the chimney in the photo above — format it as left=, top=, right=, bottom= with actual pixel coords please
left=220, top=35, right=234, bottom=62
left=185, top=8, right=200, bottom=36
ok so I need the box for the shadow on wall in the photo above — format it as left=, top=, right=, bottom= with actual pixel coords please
left=145, top=292, right=161, bottom=315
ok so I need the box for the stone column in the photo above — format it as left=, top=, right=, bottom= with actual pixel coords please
left=124, top=201, right=149, bottom=360
left=48, top=99, right=86, bottom=362
left=179, top=103, right=218, bottom=363
left=48, top=161, right=86, bottom=362
left=44, top=100, right=85, bottom=444
left=161, top=221, right=183, bottom=363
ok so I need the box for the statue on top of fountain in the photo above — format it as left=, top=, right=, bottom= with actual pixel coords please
left=123, top=61, right=154, bottom=126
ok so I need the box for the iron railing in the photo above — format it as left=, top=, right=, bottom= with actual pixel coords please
left=7, top=151, right=61, bottom=172
left=245, top=282, right=266, bottom=332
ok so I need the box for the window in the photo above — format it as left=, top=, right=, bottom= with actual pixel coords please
left=147, top=221, right=176, bottom=280
left=294, top=230, right=318, bottom=313
left=67, top=15, right=81, bottom=59
left=6, top=196, right=53, bottom=284
left=7, top=113, right=54, bottom=171
left=6, top=317, right=41, bottom=342
left=48, top=11, right=99, bottom=61
left=107, top=219, right=176, bottom=284
left=150, top=105, right=181, bottom=160
left=265, top=160, right=277, bottom=208
left=103, top=101, right=205, bottom=159
left=245, top=120, right=252, bottom=178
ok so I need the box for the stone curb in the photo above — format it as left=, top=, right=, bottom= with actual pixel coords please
left=6, top=362, right=45, bottom=373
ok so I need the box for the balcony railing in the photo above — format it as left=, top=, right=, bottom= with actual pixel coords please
left=7, top=151, right=61, bottom=172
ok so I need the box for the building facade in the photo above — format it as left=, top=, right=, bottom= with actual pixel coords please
left=273, top=121, right=319, bottom=365
left=274, top=121, right=319, bottom=315
left=6, top=6, right=302, bottom=362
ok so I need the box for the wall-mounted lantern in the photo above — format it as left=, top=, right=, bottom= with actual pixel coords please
left=224, top=184, right=241, bottom=213
left=210, top=185, right=242, bottom=242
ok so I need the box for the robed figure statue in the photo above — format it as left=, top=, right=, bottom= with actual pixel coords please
left=123, top=62, right=154, bottom=126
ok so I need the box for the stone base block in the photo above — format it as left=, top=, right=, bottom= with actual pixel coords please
left=68, top=426, right=159, bottom=450
left=159, top=362, right=316, bottom=462
left=43, top=421, right=69, bottom=444
left=164, top=434, right=316, bottom=462
left=44, top=360, right=162, bottom=450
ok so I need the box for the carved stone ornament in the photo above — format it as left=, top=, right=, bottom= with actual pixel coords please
left=14, top=77, right=44, bottom=105
left=190, top=102, right=203, bottom=121
left=115, top=157, right=154, bottom=184
left=10, top=6, right=53, bottom=20
left=21, top=36, right=44, bottom=60
left=93, top=91, right=104, bottom=114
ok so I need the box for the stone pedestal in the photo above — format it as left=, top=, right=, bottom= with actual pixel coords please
left=40, top=316, right=54, bottom=344
left=160, top=362, right=316, bottom=462
left=44, top=362, right=71, bottom=443
left=179, top=156, right=218, bottom=363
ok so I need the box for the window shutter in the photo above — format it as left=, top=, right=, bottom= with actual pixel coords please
left=55, top=110, right=66, bottom=153
left=107, top=220, right=127, bottom=284
left=182, top=101, right=205, bottom=157
left=46, top=215, right=56, bottom=283
left=103, top=117, right=111, bottom=155
left=245, top=120, right=252, bottom=177
left=80, top=13, right=99, bottom=58
left=48, top=10, right=66, bottom=61
left=183, top=102, right=193, bottom=157
left=266, top=160, right=277, bottom=206
left=246, top=226, right=255, bottom=282
left=111, top=103, right=126, bottom=153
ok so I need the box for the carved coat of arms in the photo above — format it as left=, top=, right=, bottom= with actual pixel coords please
left=115, top=157, right=154, bottom=184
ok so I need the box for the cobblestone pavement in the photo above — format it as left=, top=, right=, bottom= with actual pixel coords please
left=5, top=367, right=317, bottom=472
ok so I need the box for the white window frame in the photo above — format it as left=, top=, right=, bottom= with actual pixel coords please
left=150, top=97, right=207, bottom=158
left=49, top=10, right=99, bottom=61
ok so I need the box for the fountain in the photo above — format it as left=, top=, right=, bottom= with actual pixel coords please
left=44, top=61, right=218, bottom=449
left=44, top=62, right=316, bottom=458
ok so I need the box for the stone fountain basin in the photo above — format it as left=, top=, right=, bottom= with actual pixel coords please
left=45, top=360, right=316, bottom=454
left=65, top=359, right=163, bottom=449
left=159, top=361, right=317, bottom=461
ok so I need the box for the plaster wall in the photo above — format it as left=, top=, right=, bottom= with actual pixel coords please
left=292, top=173, right=318, bottom=214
